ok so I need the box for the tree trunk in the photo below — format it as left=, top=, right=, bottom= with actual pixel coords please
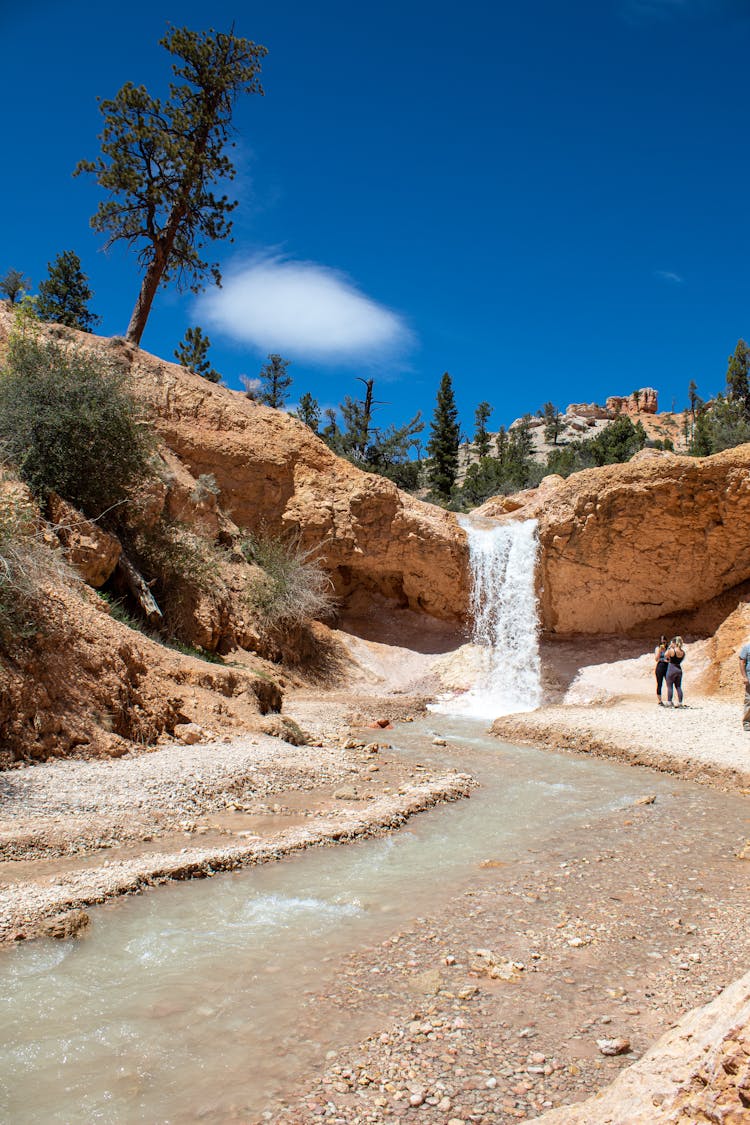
left=126, top=255, right=165, bottom=346
left=116, top=553, right=163, bottom=625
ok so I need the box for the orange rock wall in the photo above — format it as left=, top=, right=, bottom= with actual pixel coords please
left=479, top=447, right=750, bottom=635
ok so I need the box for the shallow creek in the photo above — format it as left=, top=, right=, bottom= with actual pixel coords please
left=1, top=717, right=748, bottom=1124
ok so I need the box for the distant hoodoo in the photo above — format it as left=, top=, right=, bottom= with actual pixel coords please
left=434, top=518, right=542, bottom=719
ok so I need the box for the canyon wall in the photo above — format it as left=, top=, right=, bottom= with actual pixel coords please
left=478, top=446, right=750, bottom=635
left=0, top=311, right=468, bottom=624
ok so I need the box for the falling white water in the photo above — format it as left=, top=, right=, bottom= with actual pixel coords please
left=431, top=517, right=542, bottom=719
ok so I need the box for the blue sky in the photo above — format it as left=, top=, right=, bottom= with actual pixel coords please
left=2, top=0, right=750, bottom=438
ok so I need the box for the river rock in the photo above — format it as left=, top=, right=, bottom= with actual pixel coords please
left=39, top=909, right=90, bottom=940
left=596, top=1037, right=631, bottom=1056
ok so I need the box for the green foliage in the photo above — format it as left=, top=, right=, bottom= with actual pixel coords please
left=426, top=372, right=461, bottom=501
left=75, top=26, right=267, bottom=345
left=131, top=519, right=217, bottom=637
left=0, top=268, right=31, bottom=305
left=36, top=250, right=100, bottom=331
left=473, top=401, right=492, bottom=459
left=319, top=378, right=423, bottom=489
left=725, top=339, right=750, bottom=416
left=293, top=392, right=321, bottom=432
left=258, top=353, right=292, bottom=408
left=689, top=408, right=713, bottom=456
left=539, top=401, right=567, bottom=446
left=175, top=325, right=220, bottom=382
left=241, top=532, right=335, bottom=631
left=689, top=396, right=750, bottom=455
left=0, top=322, right=154, bottom=519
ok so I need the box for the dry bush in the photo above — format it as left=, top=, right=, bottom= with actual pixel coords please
left=241, top=532, right=335, bottom=632
left=0, top=493, right=71, bottom=646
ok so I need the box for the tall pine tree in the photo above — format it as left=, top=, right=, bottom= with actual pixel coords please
left=473, top=401, right=492, bottom=459
left=174, top=325, right=220, bottom=382
left=37, top=250, right=100, bottom=331
left=75, top=27, right=267, bottom=345
left=258, top=354, right=292, bottom=408
left=726, top=339, right=750, bottom=417
left=427, top=372, right=460, bottom=502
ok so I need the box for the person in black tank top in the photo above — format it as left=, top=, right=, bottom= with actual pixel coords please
left=665, top=635, right=685, bottom=707
left=654, top=634, right=669, bottom=705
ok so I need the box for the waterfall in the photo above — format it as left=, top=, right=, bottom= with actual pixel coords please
left=431, top=517, right=542, bottom=719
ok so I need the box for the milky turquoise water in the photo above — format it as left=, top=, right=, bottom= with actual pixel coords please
left=0, top=718, right=745, bottom=1123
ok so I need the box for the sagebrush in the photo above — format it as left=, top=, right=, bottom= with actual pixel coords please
left=0, top=494, right=69, bottom=645
left=241, top=533, right=335, bottom=630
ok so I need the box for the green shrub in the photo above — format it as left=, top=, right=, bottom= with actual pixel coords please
left=0, top=321, right=154, bottom=519
left=241, top=532, right=335, bottom=630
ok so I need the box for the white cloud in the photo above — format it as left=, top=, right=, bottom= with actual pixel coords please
left=655, top=269, right=685, bottom=283
left=197, top=255, right=413, bottom=364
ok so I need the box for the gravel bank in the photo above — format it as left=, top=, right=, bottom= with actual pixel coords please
left=492, top=698, right=750, bottom=791
left=0, top=771, right=473, bottom=944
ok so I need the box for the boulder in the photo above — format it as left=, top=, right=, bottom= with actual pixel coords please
left=47, top=494, right=121, bottom=588
left=538, top=970, right=750, bottom=1124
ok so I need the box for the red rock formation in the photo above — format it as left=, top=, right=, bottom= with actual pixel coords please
left=606, top=387, right=658, bottom=415
left=477, top=446, right=750, bottom=635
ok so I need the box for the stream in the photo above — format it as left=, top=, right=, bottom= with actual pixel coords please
left=2, top=716, right=749, bottom=1124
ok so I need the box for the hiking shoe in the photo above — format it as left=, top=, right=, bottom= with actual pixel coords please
left=744, top=724, right=750, bottom=732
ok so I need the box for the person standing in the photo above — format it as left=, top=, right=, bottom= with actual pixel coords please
left=738, top=641, right=750, bottom=731
left=654, top=635, right=669, bottom=705
left=665, top=636, right=685, bottom=707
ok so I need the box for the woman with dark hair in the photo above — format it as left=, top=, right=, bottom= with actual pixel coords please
left=654, top=635, right=669, bottom=705
left=665, top=636, right=685, bottom=707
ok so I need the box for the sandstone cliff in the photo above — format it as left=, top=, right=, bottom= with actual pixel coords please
left=477, top=446, right=750, bottom=635
left=0, top=309, right=468, bottom=625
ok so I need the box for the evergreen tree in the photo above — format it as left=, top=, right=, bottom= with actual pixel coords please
left=495, top=425, right=508, bottom=465
left=75, top=26, right=267, bottom=346
left=36, top=250, right=100, bottom=331
left=689, top=407, right=713, bottom=457
left=539, top=401, right=567, bottom=446
left=174, top=325, right=220, bottom=382
left=258, top=354, right=292, bottom=409
left=473, top=401, right=492, bottom=459
left=426, top=372, right=460, bottom=502
left=0, top=269, right=31, bottom=305
left=505, top=417, right=535, bottom=487
left=725, top=339, right=750, bottom=416
left=293, top=392, right=321, bottom=433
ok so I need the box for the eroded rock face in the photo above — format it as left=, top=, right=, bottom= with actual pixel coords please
left=606, top=387, right=658, bottom=415
left=47, top=493, right=121, bottom=587
left=477, top=446, right=750, bottom=634
left=121, top=348, right=468, bottom=622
